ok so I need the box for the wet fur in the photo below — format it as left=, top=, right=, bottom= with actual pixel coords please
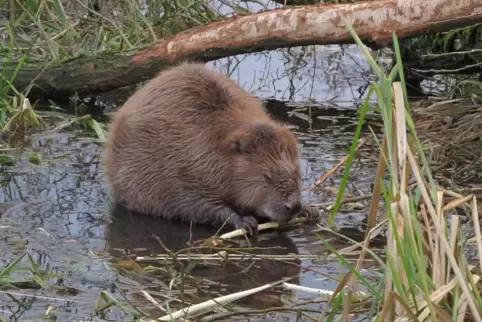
left=103, top=63, right=315, bottom=232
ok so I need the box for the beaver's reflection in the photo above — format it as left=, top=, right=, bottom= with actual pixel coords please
left=105, top=202, right=301, bottom=311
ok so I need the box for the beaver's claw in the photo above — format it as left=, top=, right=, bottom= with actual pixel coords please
left=298, top=205, right=321, bottom=222
left=234, top=216, right=259, bottom=236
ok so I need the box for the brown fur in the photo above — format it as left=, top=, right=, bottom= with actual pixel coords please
left=103, top=62, right=315, bottom=234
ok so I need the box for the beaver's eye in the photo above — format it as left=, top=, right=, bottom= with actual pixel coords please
left=264, top=173, right=273, bottom=183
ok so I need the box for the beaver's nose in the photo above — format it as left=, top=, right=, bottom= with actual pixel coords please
left=284, top=200, right=302, bottom=215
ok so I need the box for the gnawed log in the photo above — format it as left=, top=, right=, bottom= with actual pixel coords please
left=270, top=0, right=358, bottom=5
left=12, top=0, right=482, bottom=99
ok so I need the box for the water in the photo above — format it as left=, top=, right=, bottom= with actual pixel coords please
left=208, top=46, right=379, bottom=107
left=0, top=47, right=380, bottom=321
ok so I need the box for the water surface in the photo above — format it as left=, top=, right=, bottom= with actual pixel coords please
left=0, top=48, right=379, bottom=321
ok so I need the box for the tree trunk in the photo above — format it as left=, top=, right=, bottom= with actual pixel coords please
left=12, top=0, right=482, bottom=99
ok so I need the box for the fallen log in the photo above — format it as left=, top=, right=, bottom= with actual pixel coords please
left=12, top=0, right=482, bottom=99
left=270, top=0, right=360, bottom=5
left=270, top=0, right=321, bottom=5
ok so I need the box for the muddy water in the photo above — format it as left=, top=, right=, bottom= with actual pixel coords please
left=0, top=49, right=379, bottom=321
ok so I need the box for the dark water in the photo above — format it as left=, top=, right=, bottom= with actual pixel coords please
left=0, top=50, right=380, bottom=321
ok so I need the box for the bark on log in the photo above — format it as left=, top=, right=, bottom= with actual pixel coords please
left=12, top=0, right=482, bottom=99
left=270, top=0, right=321, bottom=5
left=270, top=0, right=360, bottom=5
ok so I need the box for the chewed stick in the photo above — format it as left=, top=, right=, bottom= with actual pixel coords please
left=150, top=278, right=288, bottom=321
left=218, top=216, right=310, bottom=240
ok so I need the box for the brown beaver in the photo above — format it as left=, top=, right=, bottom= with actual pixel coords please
left=103, top=62, right=318, bottom=235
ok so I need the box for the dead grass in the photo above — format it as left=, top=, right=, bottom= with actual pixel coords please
left=3, top=0, right=222, bottom=62
left=362, top=95, right=482, bottom=189
left=109, top=26, right=482, bottom=322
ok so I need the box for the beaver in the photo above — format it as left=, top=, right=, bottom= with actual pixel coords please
left=103, top=62, right=318, bottom=235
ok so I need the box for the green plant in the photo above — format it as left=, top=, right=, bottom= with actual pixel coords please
left=320, top=25, right=482, bottom=321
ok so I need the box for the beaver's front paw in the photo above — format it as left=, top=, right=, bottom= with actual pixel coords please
left=234, top=216, right=259, bottom=236
left=298, top=205, right=321, bottom=222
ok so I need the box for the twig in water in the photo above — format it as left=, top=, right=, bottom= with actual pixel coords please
left=152, top=235, right=187, bottom=308
left=0, top=291, right=79, bottom=303
left=422, top=49, right=482, bottom=57
left=136, top=253, right=325, bottom=263
left=42, top=114, right=92, bottom=134
left=282, top=282, right=369, bottom=299
left=149, top=278, right=290, bottom=321
left=309, top=194, right=373, bottom=210
left=412, top=61, right=482, bottom=74
left=198, top=306, right=321, bottom=322
left=310, top=136, right=370, bottom=188
left=140, top=290, right=167, bottom=313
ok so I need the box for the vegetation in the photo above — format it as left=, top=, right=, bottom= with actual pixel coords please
left=0, top=0, right=220, bottom=163
left=1, top=0, right=482, bottom=321
left=4, top=0, right=220, bottom=60
left=323, top=25, right=482, bottom=321
left=94, top=29, right=482, bottom=321
left=0, top=0, right=221, bottom=125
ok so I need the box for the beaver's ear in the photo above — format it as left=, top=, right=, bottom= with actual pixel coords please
left=226, top=122, right=276, bottom=153
left=225, top=132, right=256, bottom=154
left=224, top=122, right=276, bottom=154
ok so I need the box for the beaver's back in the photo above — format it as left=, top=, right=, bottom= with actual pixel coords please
left=120, top=63, right=267, bottom=121
left=103, top=63, right=270, bottom=216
